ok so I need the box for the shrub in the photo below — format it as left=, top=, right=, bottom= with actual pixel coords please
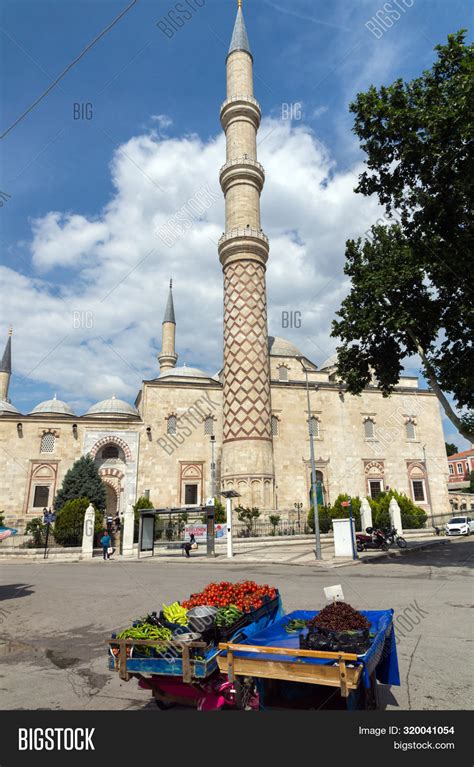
left=133, top=496, right=154, bottom=541
left=330, top=494, right=362, bottom=531
left=25, top=517, right=47, bottom=547
left=308, top=505, right=332, bottom=534
left=53, top=497, right=102, bottom=546
left=236, top=506, right=260, bottom=533
left=372, top=490, right=427, bottom=529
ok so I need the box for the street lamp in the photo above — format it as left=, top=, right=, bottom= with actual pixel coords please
left=298, top=357, right=322, bottom=559
left=219, top=489, right=240, bottom=558
left=210, top=435, right=216, bottom=499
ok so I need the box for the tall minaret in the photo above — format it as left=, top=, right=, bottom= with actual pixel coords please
left=0, top=327, right=12, bottom=401
left=218, top=2, right=274, bottom=508
left=158, top=280, right=178, bottom=373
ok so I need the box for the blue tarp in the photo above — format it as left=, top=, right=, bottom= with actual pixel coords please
left=222, top=609, right=400, bottom=689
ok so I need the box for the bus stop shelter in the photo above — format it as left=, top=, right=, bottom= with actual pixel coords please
left=138, top=503, right=216, bottom=559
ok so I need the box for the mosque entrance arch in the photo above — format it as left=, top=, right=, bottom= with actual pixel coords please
left=104, top=483, right=118, bottom=516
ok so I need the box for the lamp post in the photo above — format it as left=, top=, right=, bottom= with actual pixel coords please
left=210, top=435, right=216, bottom=499
left=219, top=490, right=240, bottom=558
left=299, top=358, right=322, bottom=560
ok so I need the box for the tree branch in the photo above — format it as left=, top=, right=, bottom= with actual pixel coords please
left=406, top=329, right=474, bottom=443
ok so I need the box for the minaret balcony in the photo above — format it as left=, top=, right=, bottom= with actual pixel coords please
left=218, top=227, right=269, bottom=268
left=219, top=156, right=265, bottom=194
left=220, top=95, right=261, bottom=131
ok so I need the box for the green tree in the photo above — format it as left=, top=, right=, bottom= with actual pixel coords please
left=236, top=506, right=260, bottom=534
left=53, top=497, right=102, bottom=546
left=445, top=442, right=458, bottom=456
left=54, top=455, right=106, bottom=512
left=213, top=498, right=226, bottom=524
left=0, top=510, right=4, bottom=527
left=269, top=514, right=280, bottom=535
left=332, top=31, right=473, bottom=442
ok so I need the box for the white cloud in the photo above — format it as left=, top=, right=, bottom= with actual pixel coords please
left=151, top=114, right=173, bottom=129
left=3, top=118, right=394, bottom=412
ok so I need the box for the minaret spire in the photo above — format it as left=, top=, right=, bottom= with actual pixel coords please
left=218, top=5, right=275, bottom=509
left=158, top=281, right=178, bottom=373
left=0, top=327, right=12, bottom=401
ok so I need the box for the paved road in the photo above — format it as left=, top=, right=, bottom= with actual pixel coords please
left=0, top=539, right=472, bottom=711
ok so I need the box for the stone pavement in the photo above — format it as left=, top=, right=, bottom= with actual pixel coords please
left=130, top=534, right=447, bottom=568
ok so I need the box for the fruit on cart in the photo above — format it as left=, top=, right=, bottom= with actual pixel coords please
left=162, top=601, right=188, bottom=626
left=309, top=601, right=371, bottom=631
left=215, top=605, right=244, bottom=628
left=182, top=581, right=277, bottom=612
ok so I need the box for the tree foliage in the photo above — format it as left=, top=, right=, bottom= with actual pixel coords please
left=133, top=495, right=154, bottom=541
left=332, top=31, right=473, bottom=441
left=308, top=490, right=427, bottom=531
left=236, top=506, right=260, bottom=533
left=445, top=442, right=458, bottom=456
left=25, top=517, right=47, bottom=547
left=54, top=455, right=106, bottom=512
left=53, top=497, right=102, bottom=546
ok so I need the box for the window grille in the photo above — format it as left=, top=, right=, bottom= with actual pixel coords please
left=40, top=433, right=55, bottom=453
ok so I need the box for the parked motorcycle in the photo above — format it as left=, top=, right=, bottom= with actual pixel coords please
left=383, top=526, right=407, bottom=549
left=356, top=527, right=389, bottom=552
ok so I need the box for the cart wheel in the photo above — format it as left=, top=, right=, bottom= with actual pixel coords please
left=234, top=677, right=258, bottom=710
left=154, top=698, right=176, bottom=710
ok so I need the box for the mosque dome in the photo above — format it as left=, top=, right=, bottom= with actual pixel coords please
left=319, top=353, right=338, bottom=370
left=159, top=365, right=210, bottom=379
left=85, top=394, right=139, bottom=417
left=0, top=400, right=21, bottom=415
left=268, top=336, right=303, bottom=358
left=29, top=395, right=75, bottom=416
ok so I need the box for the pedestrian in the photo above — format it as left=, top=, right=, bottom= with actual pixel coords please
left=182, top=533, right=196, bottom=558
left=100, top=529, right=112, bottom=560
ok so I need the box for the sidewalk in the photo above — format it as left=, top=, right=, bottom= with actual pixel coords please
left=133, top=535, right=450, bottom=568
left=1, top=533, right=451, bottom=566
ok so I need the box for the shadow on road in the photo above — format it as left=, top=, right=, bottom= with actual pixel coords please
left=0, top=583, right=35, bottom=601
left=364, top=539, right=473, bottom=569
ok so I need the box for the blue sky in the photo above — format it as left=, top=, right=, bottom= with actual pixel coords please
left=0, top=0, right=471, bottom=448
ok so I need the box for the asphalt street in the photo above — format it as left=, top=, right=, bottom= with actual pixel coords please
left=0, top=538, right=472, bottom=711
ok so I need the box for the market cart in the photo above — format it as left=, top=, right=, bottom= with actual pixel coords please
left=108, top=596, right=283, bottom=710
left=217, top=609, right=400, bottom=710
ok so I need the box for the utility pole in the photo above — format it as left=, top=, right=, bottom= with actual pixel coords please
left=300, top=359, right=322, bottom=559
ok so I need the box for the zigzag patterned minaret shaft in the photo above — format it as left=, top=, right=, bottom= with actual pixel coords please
left=218, top=2, right=274, bottom=507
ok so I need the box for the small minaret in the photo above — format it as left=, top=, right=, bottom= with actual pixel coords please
left=158, top=280, right=178, bottom=373
left=0, top=327, right=12, bottom=401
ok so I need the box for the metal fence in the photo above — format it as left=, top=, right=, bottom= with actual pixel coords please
left=233, top=520, right=312, bottom=538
